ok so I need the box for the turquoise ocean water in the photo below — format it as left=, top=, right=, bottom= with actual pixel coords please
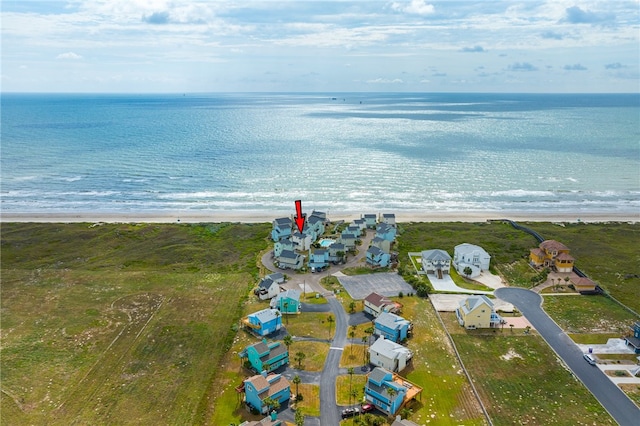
left=1, top=93, right=639, bottom=214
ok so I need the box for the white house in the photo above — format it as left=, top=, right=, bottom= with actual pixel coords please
left=369, top=336, right=413, bottom=372
left=380, top=213, right=396, bottom=227
left=291, top=231, right=313, bottom=251
left=255, top=276, right=281, bottom=300
left=453, top=243, right=491, bottom=278
left=421, top=249, right=451, bottom=278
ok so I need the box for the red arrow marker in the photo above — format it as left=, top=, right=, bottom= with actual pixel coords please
left=294, top=200, right=305, bottom=233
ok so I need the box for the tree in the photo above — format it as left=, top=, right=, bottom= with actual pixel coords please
left=463, top=266, right=473, bottom=277
left=292, top=374, right=301, bottom=400
left=295, top=351, right=306, bottom=368
left=275, top=310, right=281, bottom=328
left=364, top=326, right=374, bottom=347
left=564, top=276, right=570, bottom=287
left=510, top=323, right=514, bottom=333
left=386, top=386, right=397, bottom=405
left=362, top=336, right=369, bottom=364
left=262, top=396, right=280, bottom=412
left=400, top=406, right=413, bottom=419
left=294, top=409, right=305, bottom=426
left=347, top=367, right=355, bottom=405
left=349, top=326, right=356, bottom=355
left=327, top=315, right=335, bottom=340
left=283, top=335, right=293, bottom=353
left=349, top=301, right=356, bottom=313
left=550, top=278, right=556, bottom=291
left=283, top=302, right=289, bottom=324
left=350, top=388, right=359, bottom=408
left=337, top=250, right=345, bottom=263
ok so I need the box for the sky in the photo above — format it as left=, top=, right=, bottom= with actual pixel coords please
left=1, top=0, right=639, bottom=93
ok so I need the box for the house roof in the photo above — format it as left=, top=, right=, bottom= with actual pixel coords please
left=421, top=249, right=451, bottom=261
left=368, top=366, right=392, bottom=385
left=267, top=272, right=284, bottom=282
left=250, top=309, right=280, bottom=323
left=364, top=292, right=393, bottom=309
left=354, top=218, right=365, bottom=224
left=330, top=242, right=345, bottom=251
left=260, top=343, right=287, bottom=363
left=370, top=336, right=411, bottom=359
left=556, top=252, right=575, bottom=261
left=258, top=374, right=290, bottom=398
left=307, top=215, right=322, bottom=225
left=274, top=289, right=301, bottom=303
left=454, top=243, right=489, bottom=257
left=460, top=295, right=494, bottom=314
left=279, top=249, right=300, bottom=260
left=249, top=340, right=270, bottom=356
left=530, top=247, right=545, bottom=257
left=341, top=233, right=356, bottom=240
left=312, top=248, right=327, bottom=256
left=367, top=246, right=383, bottom=256
left=310, top=210, right=326, bottom=219
left=572, top=277, right=596, bottom=289
left=258, top=277, right=275, bottom=289
left=245, top=373, right=270, bottom=392
left=391, top=417, right=419, bottom=426
left=274, top=217, right=292, bottom=226
left=376, top=223, right=392, bottom=233
left=364, top=214, right=377, bottom=219
left=375, top=312, right=410, bottom=331
left=540, top=240, right=569, bottom=252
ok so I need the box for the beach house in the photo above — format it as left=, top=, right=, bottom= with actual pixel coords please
left=353, top=218, right=367, bottom=231
left=529, top=240, right=575, bottom=273
left=241, top=339, right=289, bottom=373
left=380, top=213, right=396, bottom=227
left=243, top=372, right=291, bottom=414
left=455, top=295, right=503, bottom=329
left=453, top=243, right=491, bottom=278
left=307, top=214, right=325, bottom=238
left=274, top=238, right=294, bottom=258
left=421, top=249, right=451, bottom=278
left=364, top=367, right=422, bottom=416
left=308, top=248, right=329, bottom=270
left=254, top=274, right=284, bottom=300
left=242, top=308, right=283, bottom=336
left=346, top=224, right=361, bottom=238
left=291, top=231, right=313, bottom=252
left=624, top=322, right=640, bottom=354
left=371, top=236, right=391, bottom=254
left=366, top=245, right=391, bottom=268
left=363, top=214, right=377, bottom=229
left=276, top=249, right=304, bottom=270
left=374, top=312, right=412, bottom=343
left=376, top=223, right=396, bottom=242
left=270, top=289, right=301, bottom=314
left=369, top=336, right=413, bottom=372
left=364, top=292, right=400, bottom=318
left=271, top=217, right=292, bottom=242
left=339, top=233, right=357, bottom=251
left=328, top=242, right=346, bottom=264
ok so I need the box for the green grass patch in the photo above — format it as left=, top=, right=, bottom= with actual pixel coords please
left=453, top=333, right=615, bottom=425
left=449, top=267, right=494, bottom=292
left=567, top=333, right=622, bottom=344
left=292, top=383, right=320, bottom=416
left=301, top=292, right=328, bottom=304
left=290, top=341, right=329, bottom=372
left=542, top=295, right=637, bottom=334
left=335, top=374, right=367, bottom=405
left=341, top=266, right=390, bottom=275
left=339, top=345, right=368, bottom=368
left=496, top=259, right=538, bottom=288
left=284, top=312, right=334, bottom=339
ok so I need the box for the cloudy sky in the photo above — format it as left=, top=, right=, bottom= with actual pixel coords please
left=1, top=0, right=638, bottom=92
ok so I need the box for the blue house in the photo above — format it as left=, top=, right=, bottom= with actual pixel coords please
left=276, top=249, right=304, bottom=270
left=307, top=214, right=325, bottom=238
left=328, top=242, right=346, bottom=263
left=308, top=248, right=329, bottom=270
left=363, top=214, right=377, bottom=229
left=244, top=372, right=291, bottom=414
left=339, top=233, right=357, bottom=251
left=270, top=289, right=301, bottom=314
left=274, top=238, right=294, bottom=258
left=364, top=367, right=421, bottom=416
left=241, top=339, right=289, bottom=373
left=271, top=217, right=292, bottom=242
left=346, top=224, right=361, bottom=238
left=243, top=308, right=283, bottom=336
left=366, top=246, right=391, bottom=268
left=374, top=312, right=412, bottom=343
left=625, top=322, right=640, bottom=354
left=376, top=223, right=396, bottom=242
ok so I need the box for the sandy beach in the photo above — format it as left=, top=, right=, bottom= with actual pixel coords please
left=1, top=210, right=638, bottom=224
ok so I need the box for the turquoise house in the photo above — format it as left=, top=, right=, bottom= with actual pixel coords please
left=308, top=248, right=329, bottom=269
left=241, top=339, right=289, bottom=373
left=366, top=246, right=391, bottom=268
left=243, top=308, right=283, bottom=336
left=244, top=372, right=291, bottom=414
left=364, top=367, right=407, bottom=416
left=271, top=217, right=293, bottom=242
left=274, top=238, right=294, bottom=258
left=363, top=214, right=377, bottom=228
left=374, top=312, right=412, bottom=343
left=376, top=223, right=396, bottom=242
left=270, top=289, right=301, bottom=314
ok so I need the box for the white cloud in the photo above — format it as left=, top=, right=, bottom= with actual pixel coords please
left=56, top=51, right=83, bottom=60
left=391, top=0, right=435, bottom=16
left=366, top=78, right=404, bottom=84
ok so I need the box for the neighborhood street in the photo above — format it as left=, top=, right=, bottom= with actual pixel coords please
left=495, top=288, right=640, bottom=426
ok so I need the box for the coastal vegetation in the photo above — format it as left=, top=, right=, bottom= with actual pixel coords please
left=1, top=221, right=638, bottom=425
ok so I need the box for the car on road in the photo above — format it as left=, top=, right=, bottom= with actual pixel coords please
left=583, top=353, right=597, bottom=365
left=361, top=403, right=374, bottom=413
left=341, top=407, right=360, bottom=418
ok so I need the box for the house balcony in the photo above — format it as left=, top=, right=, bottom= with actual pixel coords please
left=241, top=317, right=261, bottom=330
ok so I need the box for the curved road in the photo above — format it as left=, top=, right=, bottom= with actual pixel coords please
left=495, top=288, right=640, bottom=426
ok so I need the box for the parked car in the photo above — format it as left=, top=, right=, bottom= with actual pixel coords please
left=361, top=403, right=374, bottom=413
left=583, top=353, right=597, bottom=365
left=341, top=407, right=360, bottom=418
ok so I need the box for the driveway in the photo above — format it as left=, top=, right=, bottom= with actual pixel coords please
left=495, top=287, right=640, bottom=426
left=426, top=273, right=493, bottom=295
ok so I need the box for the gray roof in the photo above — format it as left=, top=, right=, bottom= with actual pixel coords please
left=249, top=340, right=270, bottom=356
left=279, top=249, right=300, bottom=260
left=377, top=223, right=392, bottom=233
left=367, top=246, right=383, bottom=256
left=382, top=213, right=395, bottom=218
left=370, top=336, right=411, bottom=359
left=274, top=217, right=292, bottom=225
left=341, top=233, right=356, bottom=240
left=364, top=214, right=377, bottom=219
left=267, top=272, right=284, bottom=282
left=274, top=289, right=301, bottom=303
left=260, top=343, right=287, bottom=363
left=368, top=366, right=391, bottom=385
left=251, top=309, right=280, bottom=323
left=258, top=277, right=275, bottom=289
left=330, top=242, right=345, bottom=250
left=308, top=215, right=322, bottom=225
left=460, top=295, right=494, bottom=314
left=375, top=311, right=409, bottom=331
left=421, top=249, right=451, bottom=261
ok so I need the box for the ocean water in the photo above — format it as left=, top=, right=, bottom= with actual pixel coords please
left=1, top=92, right=639, bottom=214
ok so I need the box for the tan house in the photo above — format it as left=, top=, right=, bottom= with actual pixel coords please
left=529, top=240, right=574, bottom=273
left=456, top=295, right=503, bottom=329
left=571, top=276, right=598, bottom=293
left=364, top=292, right=401, bottom=318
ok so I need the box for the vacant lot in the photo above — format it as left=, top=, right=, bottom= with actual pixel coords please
left=1, top=222, right=270, bottom=426
left=542, top=295, right=637, bottom=334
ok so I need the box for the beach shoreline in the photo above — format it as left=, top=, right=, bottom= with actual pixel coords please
left=1, top=210, right=638, bottom=224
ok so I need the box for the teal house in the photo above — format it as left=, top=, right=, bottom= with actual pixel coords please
left=376, top=223, right=396, bottom=242
left=241, top=339, right=289, bottom=373
left=308, top=248, right=329, bottom=269
left=366, top=246, right=391, bottom=268
left=374, top=312, right=412, bottom=343
left=364, top=367, right=421, bottom=416
left=244, top=372, right=291, bottom=414
left=270, top=289, right=301, bottom=314
left=243, top=308, right=283, bottom=336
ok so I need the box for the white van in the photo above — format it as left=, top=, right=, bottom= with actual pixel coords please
left=583, top=353, right=597, bottom=365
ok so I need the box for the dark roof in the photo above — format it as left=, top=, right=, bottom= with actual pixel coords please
left=260, top=342, right=287, bottom=363
left=274, top=217, right=292, bottom=225
left=251, top=341, right=270, bottom=355
left=280, top=250, right=299, bottom=260
left=367, top=246, right=383, bottom=256
left=258, top=278, right=275, bottom=289
left=364, top=292, right=393, bottom=308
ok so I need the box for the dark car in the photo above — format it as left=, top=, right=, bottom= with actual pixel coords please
left=341, top=407, right=360, bottom=418
left=361, top=403, right=374, bottom=413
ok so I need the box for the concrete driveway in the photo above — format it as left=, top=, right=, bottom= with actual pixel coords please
left=495, top=287, right=640, bottom=426
left=426, top=273, right=493, bottom=294
left=430, top=294, right=515, bottom=313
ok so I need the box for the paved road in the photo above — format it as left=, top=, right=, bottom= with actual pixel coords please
left=495, top=287, right=640, bottom=426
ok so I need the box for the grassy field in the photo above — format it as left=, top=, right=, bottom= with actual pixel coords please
left=336, top=374, right=367, bottom=405
left=542, top=295, right=637, bottom=334
left=1, top=222, right=270, bottom=426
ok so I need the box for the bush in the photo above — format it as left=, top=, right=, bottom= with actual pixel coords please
left=295, top=393, right=304, bottom=402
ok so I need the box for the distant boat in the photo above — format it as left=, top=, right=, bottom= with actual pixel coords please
left=331, top=97, right=337, bottom=100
